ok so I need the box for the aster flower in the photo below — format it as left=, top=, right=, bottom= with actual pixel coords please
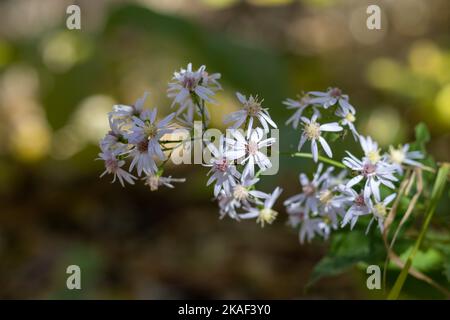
left=337, top=187, right=371, bottom=229
left=224, top=92, right=277, bottom=132
left=230, top=173, right=267, bottom=203
left=144, top=173, right=186, bottom=191
left=217, top=174, right=268, bottom=220
left=129, top=139, right=158, bottom=176
left=127, top=108, right=175, bottom=161
left=239, top=187, right=283, bottom=227
left=317, top=188, right=345, bottom=221
left=388, top=144, right=424, bottom=174
left=283, top=94, right=312, bottom=129
left=205, top=136, right=241, bottom=197
left=167, top=63, right=221, bottom=123
left=226, top=127, right=276, bottom=177
left=367, top=193, right=397, bottom=233
left=284, top=163, right=334, bottom=215
left=308, top=87, right=355, bottom=114
left=298, top=113, right=343, bottom=162
left=343, top=151, right=398, bottom=202
left=336, top=108, right=359, bottom=140
left=98, top=150, right=137, bottom=187
left=359, top=135, right=382, bottom=164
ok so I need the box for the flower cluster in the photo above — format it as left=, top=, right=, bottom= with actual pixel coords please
left=98, top=64, right=426, bottom=246
left=98, top=92, right=185, bottom=190
left=283, top=89, right=424, bottom=243
left=98, top=63, right=283, bottom=226
left=208, top=91, right=282, bottom=226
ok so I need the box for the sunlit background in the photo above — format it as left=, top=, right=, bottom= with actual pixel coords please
left=0, top=0, right=449, bottom=299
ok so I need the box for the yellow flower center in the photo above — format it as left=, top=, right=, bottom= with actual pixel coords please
left=374, top=203, right=387, bottom=217
left=245, top=96, right=263, bottom=117
left=144, top=124, right=158, bottom=139
left=304, top=122, right=321, bottom=140
left=233, top=184, right=249, bottom=201
left=367, top=150, right=381, bottom=163
left=389, top=147, right=405, bottom=164
left=345, top=113, right=355, bottom=122
left=319, top=190, right=334, bottom=204
left=257, top=208, right=278, bottom=227
left=146, top=175, right=160, bottom=191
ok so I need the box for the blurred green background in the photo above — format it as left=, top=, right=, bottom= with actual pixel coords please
left=0, top=0, right=449, bottom=299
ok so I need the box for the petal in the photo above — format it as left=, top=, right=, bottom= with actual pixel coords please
left=319, top=136, right=333, bottom=158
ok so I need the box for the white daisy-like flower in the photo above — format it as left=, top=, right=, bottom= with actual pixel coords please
left=343, top=151, right=398, bottom=202
left=337, top=186, right=371, bottom=229
left=98, top=150, right=136, bottom=187
left=388, top=144, right=424, bottom=174
left=224, top=92, right=277, bottom=132
left=308, top=87, right=355, bottom=114
left=336, top=108, right=359, bottom=140
left=230, top=173, right=266, bottom=203
left=129, top=138, right=158, bottom=176
left=239, top=187, right=283, bottom=227
left=283, top=94, right=312, bottom=129
left=298, top=113, right=343, bottom=162
left=367, top=193, right=397, bottom=233
left=217, top=174, right=270, bottom=220
left=284, top=163, right=334, bottom=215
left=167, top=63, right=221, bottom=123
left=205, top=136, right=241, bottom=197
left=226, top=127, right=276, bottom=177
left=359, top=135, right=382, bottom=164
left=127, top=108, right=175, bottom=161
left=144, top=174, right=186, bottom=191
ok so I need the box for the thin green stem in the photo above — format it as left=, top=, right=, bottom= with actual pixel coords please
left=282, top=152, right=346, bottom=169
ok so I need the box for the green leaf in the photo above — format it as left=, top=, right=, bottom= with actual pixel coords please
left=414, top=122, right=430, bottom=149
left=308, top=254, right=366, bottom=287
left=307, top=231, right=370, bottom=286
left=396, top=247, right=444, bottom=273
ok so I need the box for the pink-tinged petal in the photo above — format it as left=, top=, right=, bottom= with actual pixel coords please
left=339, top=98, right=355, bottom=114
left=239, top=212, right=259, bottom=219
left=346, top=175, right=363, bottom=188
left=311, top=140, right=318, bottom=162
left=320, top=122, right=343, bottom=132
left=298, top=135, right=307, bottom=151
left=249, top=190, right=270, bottom=199
left=384, top=193, right=397, bottom=206
left=308, top=91, right=328, bottom=97
left=248, top=116, right=254, bottom=131
left=319, top=137, right=333, bottom=158
left=236, top=92, right=246, bottom=104
left=380, top=179, right=396, bottom=189
left=370, top=178, right=380, bottom=202
left=300, top=116, right=310, bottom=124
